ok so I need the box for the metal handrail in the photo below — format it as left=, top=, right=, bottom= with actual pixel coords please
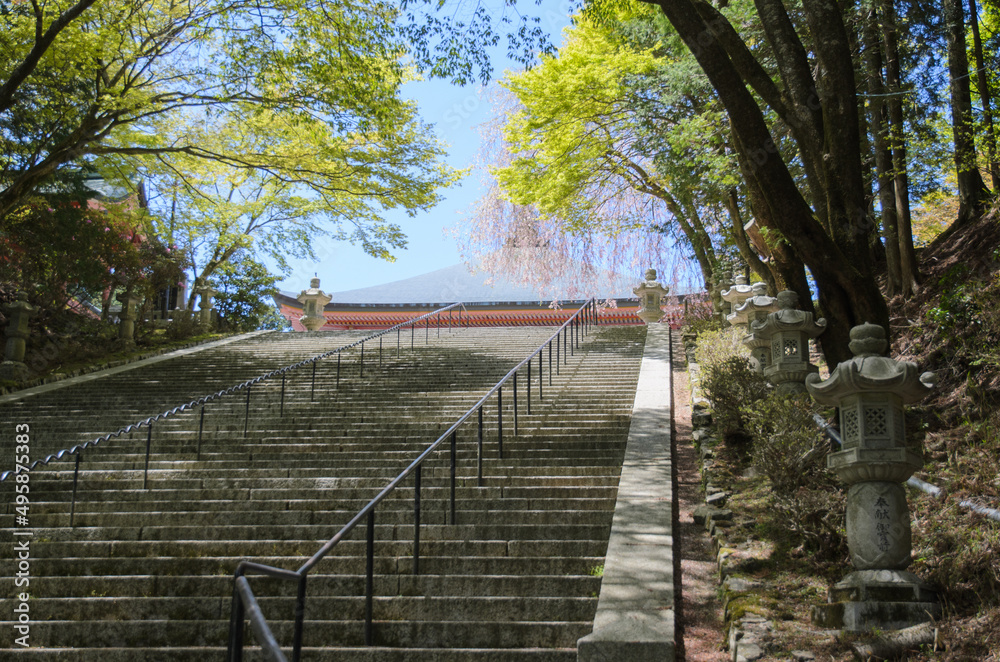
left=0, top=303, right=468, bottom=484
left=228, top=299, right=599, bottom=661
left=813, top=413, right=1000, bottom=522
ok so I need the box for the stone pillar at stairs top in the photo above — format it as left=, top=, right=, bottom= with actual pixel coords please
left=806, top=322, right=939, bottom=632
left=632, top=269, right=669, bottom=325
left=297, top=277, right=333, bottom=332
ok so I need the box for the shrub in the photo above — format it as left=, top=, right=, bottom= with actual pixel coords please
left=693, top=325, right=746, bottom=369
left=699, top=355, right=770, bottom=437
left=742, top=392, right=845, bottom=558
left=165, top=311, right=202, bottom=340
left=743, top=393, right=828, bottom=495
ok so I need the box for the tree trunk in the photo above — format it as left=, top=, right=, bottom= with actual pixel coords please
left=725, top=188, right=778, bottom=296
left=942, top=0, right=992, bottom=227
left=969, top=0, right=1000, bottom=189
left=881, top=0, right=920, bottom=295
left=647, top=0, right=889, bottom=366
left=862, top=1, right=902, bottom=296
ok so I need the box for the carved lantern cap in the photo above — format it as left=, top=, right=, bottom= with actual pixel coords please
left=806, top=322, right=936, bottom=405
left=749, top=290, right=827, bottom=338
left=633, top=269, right=669, bottom=297
left=3, top=296, right=37, bottom=316
left=720, top=274, right=753, bottom=303
left=297, top=277, right=333, bottom=306
left=731, top=282, right=777, bottom=321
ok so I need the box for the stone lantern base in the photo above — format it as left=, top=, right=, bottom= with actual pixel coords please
left=812, top=570, right=941, bottom=631
left=300, top=314, right=327, bottom=331
left=0, top=360, right=30, bottom=382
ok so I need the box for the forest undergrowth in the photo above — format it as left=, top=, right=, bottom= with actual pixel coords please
left=689, top=202, right=1000, bottom=660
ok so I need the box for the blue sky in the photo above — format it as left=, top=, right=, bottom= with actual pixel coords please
left=274, top=8, right=575, bottom=297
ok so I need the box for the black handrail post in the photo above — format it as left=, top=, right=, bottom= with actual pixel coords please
left=556, top=334, right=560, bottom=375
left=513, top=372, right=519, bottom=436
left=364, top=509, right=375, bottom=646
left=311, top=360, right=317, bottom=400
left=539, top=352, right=543, bottom=400
left=70, top=451, right=81, bottom=527
left=292, top=574, right=307, bottom=662
left=450, top=430, right=457, bottom=525
left=411, top=323, right=415, bottom=349
left=414, top=464, right=422, bottom=575
left=397, top=326, right=401, bottom=357
left=244, top=386, right=251, bottom=438
left=143, top=423, right=153, bottom=490
left=360, top=342, right=365, bottom=379
left=379, top=336, right=383, bottom=368
left=437, top=312, right=441, bottom=338
left=548, top=341, right=553, bottom=384
left=497, top=388, right=504, bottom=459
left=337, top=352, right=341, bottom=388
left=449, top=308, right=453, bottom=332
left=425, top=317, right=429, bottom=343
left=280, top=373, right=286, bottom=417
left=197, top=404, right=206, bottom=460
left=527, top=360, right=532, bottom=414
left=477, top=406, right=484, bottom=487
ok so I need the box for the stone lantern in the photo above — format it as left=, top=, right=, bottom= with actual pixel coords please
left=720, top=274, right=755, bottom=328
left=633, top=269, right=669, bottom=324
left=750, top=290, right=826, bottom=394
left=196, top=285, right=217, bottom=327
left=806, top=323, right=939, bottom=631
left=1, top=294, right=37, bottom=381
left=728, top=282, right=775, bottom=330
left=297, top=277, right=332, bottom=332
left=734, top=283, right=779, bottom=374
left=711, top=271, right=734, bottom=322
left=116, top=289, right=142, bottom=345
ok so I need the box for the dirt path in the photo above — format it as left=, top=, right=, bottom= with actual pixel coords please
left=672, top=337, right=729, bottom=662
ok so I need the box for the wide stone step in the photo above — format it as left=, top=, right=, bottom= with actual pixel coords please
left=26, top=554, right=604, bottom=578
left=10, top=618, right=592, bottom=649
left=1, top=594, right=596, bottom=623
left=25, top=496, right=615, bottom=516
left=22, top=538, right=608, bottom=560
left=4, top=648, right=577, bottom=662
left=4, top=521, right=610, bottom=542
left=0, top=572, right=601, bottom=600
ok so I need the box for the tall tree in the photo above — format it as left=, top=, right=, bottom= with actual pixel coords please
left=490, top=8, right=771, bottom=294
left=862, top=0, right=904, bottom=296
left=969, top=0, right=1000, bottom=189
left=637, top=0, right=888, bottom=365
left=1, top=0, right=458, bottom=262
left=942, top=0, right=993, bottom=227
left=881, top=0, right=920, bottom=295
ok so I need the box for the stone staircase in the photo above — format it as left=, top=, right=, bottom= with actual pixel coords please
left=1, top=324, right=646, bottom=659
